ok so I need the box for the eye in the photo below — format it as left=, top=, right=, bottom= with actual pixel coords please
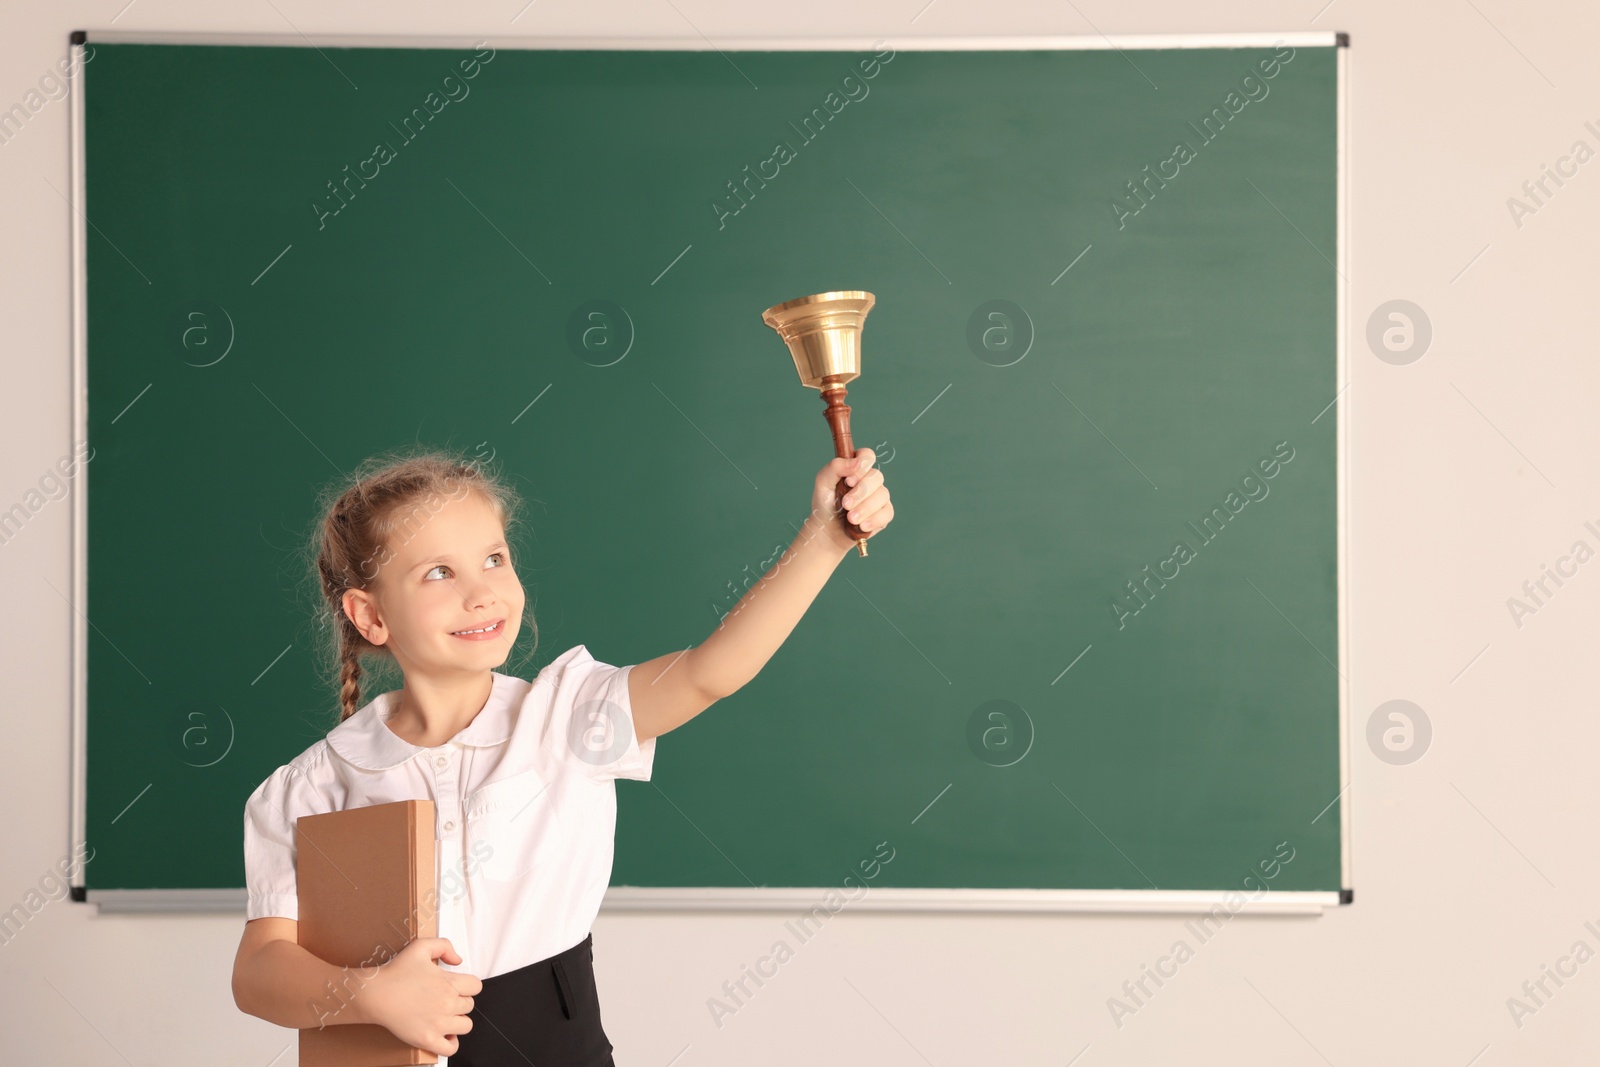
left=422, top=553, right=507, bottom=582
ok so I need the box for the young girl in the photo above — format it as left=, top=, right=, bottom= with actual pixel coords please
left=231, top=445, right=893, bottom=1065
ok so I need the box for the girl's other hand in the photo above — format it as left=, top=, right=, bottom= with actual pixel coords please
left=811, top=447, right=894, bottom=552
left=365, top=937, right=482, bottom=1057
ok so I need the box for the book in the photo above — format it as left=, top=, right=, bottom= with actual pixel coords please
left=296, top=799, right=439, bottom=1067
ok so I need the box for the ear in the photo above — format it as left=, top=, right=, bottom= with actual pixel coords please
left=342, top=587, right=388, bottom=646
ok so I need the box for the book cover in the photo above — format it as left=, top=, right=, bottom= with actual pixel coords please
left=296, top=799, right=439, bottom=1067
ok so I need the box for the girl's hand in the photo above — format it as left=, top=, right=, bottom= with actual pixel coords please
left=811, top=447, right=894, bottom=553
left=365, top=937, right=481, bottom=1057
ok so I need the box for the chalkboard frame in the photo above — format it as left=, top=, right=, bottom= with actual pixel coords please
left=67, top=29, right=1351, bottom=915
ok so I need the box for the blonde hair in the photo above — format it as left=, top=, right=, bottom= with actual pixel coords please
left=305, top=445, right=531, bottom=722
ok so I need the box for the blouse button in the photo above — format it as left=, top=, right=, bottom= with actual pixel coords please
left=444, top=820, right=456, bottom=833
left=436, top=756, right=448, bottom=768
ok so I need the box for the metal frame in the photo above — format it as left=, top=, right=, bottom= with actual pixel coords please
left=1334, top=35, right=1353, bottom=906
left=70, top=30, right=1350, bottom=916
left=65, top=30, right=1339, bottom=50
left=69, top=34, right=90, bottom=911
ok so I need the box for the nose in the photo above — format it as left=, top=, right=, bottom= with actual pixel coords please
left=458, top=573, right=498, bottom=612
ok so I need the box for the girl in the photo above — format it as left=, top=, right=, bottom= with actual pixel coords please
left=231, top=445, right=893, bottom=1065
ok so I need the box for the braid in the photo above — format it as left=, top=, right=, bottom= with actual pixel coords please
left=337, top=631, right=363, bottom=722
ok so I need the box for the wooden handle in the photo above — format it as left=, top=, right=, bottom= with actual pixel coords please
left=821, top=378, right=869, bottom=558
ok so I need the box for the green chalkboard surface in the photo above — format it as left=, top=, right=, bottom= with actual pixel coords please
left=78, top=37, right=1344, bottom=903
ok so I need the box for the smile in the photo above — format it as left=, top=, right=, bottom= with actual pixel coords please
left=451, top=619, right=505, bottom=638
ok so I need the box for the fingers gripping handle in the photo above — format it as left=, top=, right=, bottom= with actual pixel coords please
left=822, top=378, right=870, bottom=558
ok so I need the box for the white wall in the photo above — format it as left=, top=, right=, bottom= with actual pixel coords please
left=5, top=1, right=1599, bottom=1063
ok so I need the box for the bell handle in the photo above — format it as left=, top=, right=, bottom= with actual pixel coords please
left=821, top=376, right=870, bottom=558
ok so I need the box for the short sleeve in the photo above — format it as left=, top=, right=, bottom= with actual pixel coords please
left=242, top=764, right=310, bottom=921
left=555, top=645, right=657, bottom=783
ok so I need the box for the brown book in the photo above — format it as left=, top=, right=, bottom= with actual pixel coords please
left=296, top=799, right=439, bottom=1067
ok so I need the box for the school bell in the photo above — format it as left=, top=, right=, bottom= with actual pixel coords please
left=760, top=290, right=876, bottom=558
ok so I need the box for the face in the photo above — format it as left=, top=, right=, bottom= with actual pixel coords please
left=342, top=489, right=525, bottom=679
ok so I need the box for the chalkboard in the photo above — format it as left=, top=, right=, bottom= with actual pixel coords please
left=70, top=32, right=1349, bottom=911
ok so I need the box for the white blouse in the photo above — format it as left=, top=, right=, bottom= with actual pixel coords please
left=242, top=644, right=656, bottom=980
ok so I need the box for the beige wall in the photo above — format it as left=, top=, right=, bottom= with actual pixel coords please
left=4, top=1, right=1598, bottom=1063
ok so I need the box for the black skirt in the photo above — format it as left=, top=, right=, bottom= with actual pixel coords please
left=449, top=932, right=615, bottom=1067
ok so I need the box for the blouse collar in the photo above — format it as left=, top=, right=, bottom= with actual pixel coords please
left=327, top=670, right=522, bottom=771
